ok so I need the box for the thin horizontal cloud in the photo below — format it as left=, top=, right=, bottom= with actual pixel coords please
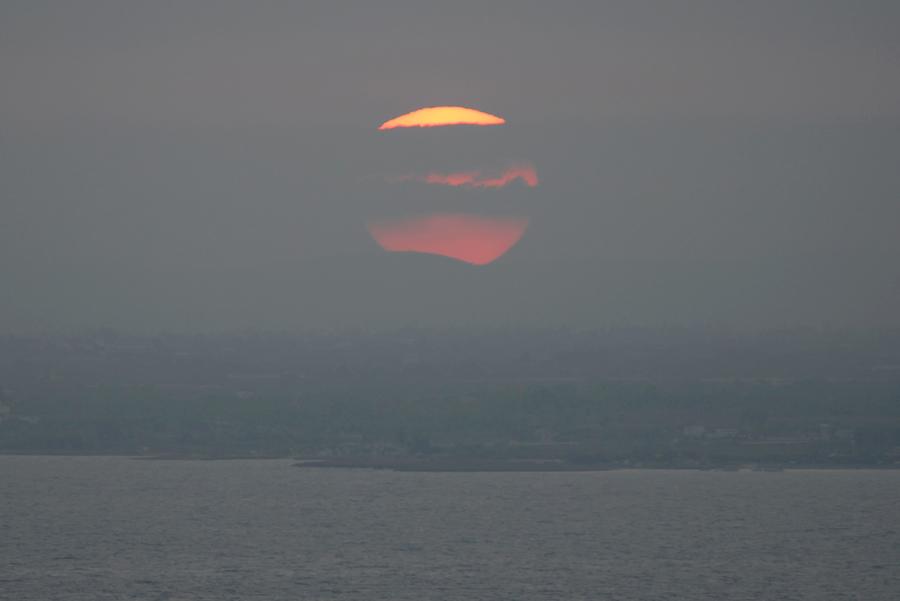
left=390, top=164, right=538, bottom=189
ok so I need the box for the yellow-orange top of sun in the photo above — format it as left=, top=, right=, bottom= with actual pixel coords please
left=378, top=106, right=505, bottom=130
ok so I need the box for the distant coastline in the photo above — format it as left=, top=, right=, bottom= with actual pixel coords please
left=291, top=456, right=900, bottom=472
left=2, top=451, right=898, bottom=470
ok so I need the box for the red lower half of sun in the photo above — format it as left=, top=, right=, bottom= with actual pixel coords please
left=368, top=213, right=529, bottom=265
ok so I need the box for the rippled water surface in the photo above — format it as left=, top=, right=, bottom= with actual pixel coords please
left=2, top=456, right=899, bottom=600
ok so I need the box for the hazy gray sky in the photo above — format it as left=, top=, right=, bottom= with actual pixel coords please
left=2, top=1, right=899, bottom=332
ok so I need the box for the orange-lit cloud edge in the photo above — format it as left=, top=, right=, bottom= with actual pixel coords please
left=392, top=164, right=538, bottom=189
left=378, top=106, right=505, bottom=130
left=368, top=214, right=529, bottom=266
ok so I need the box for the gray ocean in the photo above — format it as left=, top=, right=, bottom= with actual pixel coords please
left=1, top=457, right=899, bottom=600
